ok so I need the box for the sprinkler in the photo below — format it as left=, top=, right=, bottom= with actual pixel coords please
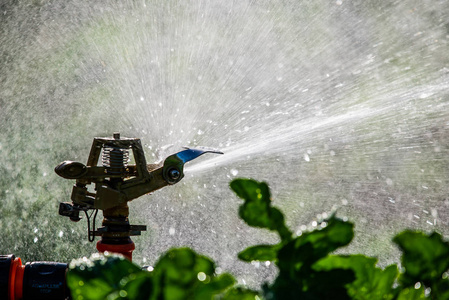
left=1, top=133, right=222, bottom=300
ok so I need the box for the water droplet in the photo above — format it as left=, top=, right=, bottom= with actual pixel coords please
left=145, top=266, right=154, bottom=272
left=304, top=154, right=310, bottom=162
left=414, top=282, right=421, bottom=289
left=431, top=209, right=438, bottom=217
left=251, top=261, right=260, bottom=268
left=230, top=169, right=239, bottom=176
left=33, top=237, right=38, bottom=243
left=197, top=272, right=206, bottom=281
left=59, top=231, right=64, bottom=237
left=119, top=290, right=127, bottom=297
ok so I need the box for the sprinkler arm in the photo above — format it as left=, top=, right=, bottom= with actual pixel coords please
left=92, top=147, right=223, bottom=210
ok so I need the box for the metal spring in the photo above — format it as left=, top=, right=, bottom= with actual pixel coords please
left=102, top=145, right=129, bottom=174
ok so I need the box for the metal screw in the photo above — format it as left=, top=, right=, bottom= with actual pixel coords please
left=168, top=168, right=180, bottom=180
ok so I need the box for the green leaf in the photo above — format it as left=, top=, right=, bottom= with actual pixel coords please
left=230, top=178, right=292, bottom=241
left=150, top=248, right=235, bottom=300
left=303, top=269, right=355, bottom=300
left=119, top=272, right=154, bottom=300
left=433, top=278, right=449, bottom=299
left=222, top=287, right=261, bottom=300
left=313, top=255, right=398, bottom=300
left=269, top=268, right=355, bottom=300
left=396, top=286, right=426, bottom=300
left=238, top=244, right=279, bottom=262
left=67, top=253, right=151, bottom=300
left=276, top=215, right=354, bottom=273
left=393, top=230, right=449, bottom=287
left=267, top=216, right=355, bottom=299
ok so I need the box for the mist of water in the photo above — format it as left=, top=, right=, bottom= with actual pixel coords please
left=1, top=0, right=449, bottom=287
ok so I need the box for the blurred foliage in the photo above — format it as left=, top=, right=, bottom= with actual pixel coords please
left=67, top=179, right=449, bottom=299
left=67, top=249, right=250, bottom=300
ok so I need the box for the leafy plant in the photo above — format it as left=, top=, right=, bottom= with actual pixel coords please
left=67, top=248, right=248, bottom=300
left=66, top=178, right=449, bottom=299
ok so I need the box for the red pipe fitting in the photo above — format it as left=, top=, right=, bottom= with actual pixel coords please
left=96, top=240, right=136, bottom=261
left=8, top=257, right=25, bottom=300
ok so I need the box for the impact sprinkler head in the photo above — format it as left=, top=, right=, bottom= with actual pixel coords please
left=55, top=133, right=223, bottom=248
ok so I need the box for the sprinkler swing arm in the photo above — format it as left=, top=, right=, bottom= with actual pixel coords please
left=56, top=133, right=221, bottom=213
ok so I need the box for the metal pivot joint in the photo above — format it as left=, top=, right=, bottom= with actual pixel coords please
left=55, top=133, right=222, bottom=260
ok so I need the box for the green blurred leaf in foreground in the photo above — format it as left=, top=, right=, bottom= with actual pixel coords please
left=230, top=178, right=292, bottom=241
left=151, top=247, right=235, bottom=300
left=268, top=215, right=355, bottom=299
left=393, top=231, right=449, bottom=287
left=67, top=253, right=152, bottom=300
left=67, top=248, right=242, bottom=300
left=238, top=244, right=279, bottom=262
left=393, top=230, right=449, bottom=298
left=314, top=255, right=398, bottom=300
left=231, top=178, right=356, bottom=299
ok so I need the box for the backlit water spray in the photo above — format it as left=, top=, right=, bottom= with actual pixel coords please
left=1, top=0, right=449, bottom=286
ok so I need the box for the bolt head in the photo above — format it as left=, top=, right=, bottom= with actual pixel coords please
left=168, top=168, right=181, bottom=180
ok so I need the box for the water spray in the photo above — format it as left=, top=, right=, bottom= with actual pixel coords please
left=1, top=133, right=222, bottom=300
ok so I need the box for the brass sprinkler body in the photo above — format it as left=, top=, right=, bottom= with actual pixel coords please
left=55, top=133, right=222, bottom=259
